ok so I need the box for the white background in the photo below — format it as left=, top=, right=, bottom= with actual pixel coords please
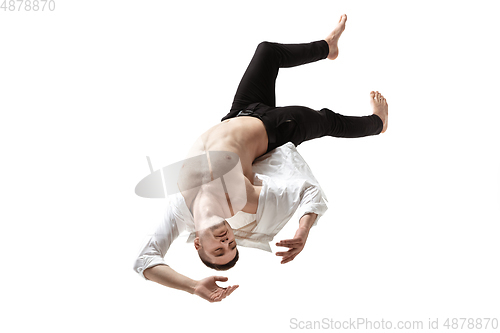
left=1, top=0, right=499, bottom=332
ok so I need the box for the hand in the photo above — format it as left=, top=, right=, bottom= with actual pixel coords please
left=193, top=276, right=239, bottom=303
left=275, top=227, right=309, bottom=264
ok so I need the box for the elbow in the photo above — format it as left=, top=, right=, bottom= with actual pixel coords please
left=133, top=259, right=145, bottom=277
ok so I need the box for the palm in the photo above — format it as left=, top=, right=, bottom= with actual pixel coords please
left=194, top=276, right=239, bottom=303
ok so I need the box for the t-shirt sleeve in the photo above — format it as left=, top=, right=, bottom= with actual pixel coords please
left=132, top=205, right=180, bottom=280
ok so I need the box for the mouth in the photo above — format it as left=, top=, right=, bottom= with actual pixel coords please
left=217, top=230, right=227, bottom=237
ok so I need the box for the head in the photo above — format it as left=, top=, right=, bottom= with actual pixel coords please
left=194, top=220, right=239, bottom=270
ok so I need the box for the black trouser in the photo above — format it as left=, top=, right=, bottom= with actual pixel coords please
left=221, top=40, right=383, bottom=154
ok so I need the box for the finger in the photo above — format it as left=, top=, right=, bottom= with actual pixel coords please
left=279, top=252, right=294, bottom=263
left=276, top=239, right=302, bottom=246
left=277, top=239, right=301, bottom=245
left=211, top=292, right=222, bottom=302
left=226, top=285, right=239, bottom=296
left=281, top=255, right=296, bottom=264
left=223, top=287, right=234, bottom=298
left=216, top=289, right=226, bottom=300
left=276, top=244, right=298, bottom=250
left=276, top=242, right=300, bottom=249
left=214, top=276, right=228, bottom=282
left=221, top=287, right=233, bottom=300
left=282, top=253, right=299, bottom=264
left=225, top=286, right=234, bottom=297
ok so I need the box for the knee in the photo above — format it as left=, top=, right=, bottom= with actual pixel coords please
left=257, top=41, right=272, bottom=49
left=256, top=41, right=275, bottom=55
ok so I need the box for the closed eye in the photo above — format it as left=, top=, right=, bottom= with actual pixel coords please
left=215, top=248, right=224, bottom=257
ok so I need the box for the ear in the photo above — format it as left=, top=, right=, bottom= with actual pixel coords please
left=194, top=236, right=201, bottom=250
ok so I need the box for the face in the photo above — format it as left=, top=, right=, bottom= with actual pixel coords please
left=196, top=220, right=238, bottom=265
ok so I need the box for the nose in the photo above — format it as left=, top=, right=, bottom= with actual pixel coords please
left=221, top=235, right=229, bottom=243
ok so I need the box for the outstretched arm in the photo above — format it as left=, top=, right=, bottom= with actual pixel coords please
left=134, top=202, right=238, bottom=302
left=144, top=265, right=239, bottom=302
left=275, top=212, right=317, bottom=264
left=143, top=265, right=196, bottom=293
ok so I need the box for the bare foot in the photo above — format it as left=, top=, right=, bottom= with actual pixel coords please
left=370, top=91, right=389, bottom=133
left=324, top=14, right=347, bottom=60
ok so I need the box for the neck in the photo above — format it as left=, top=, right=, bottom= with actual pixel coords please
left=242, top=183, right=261, bottom=214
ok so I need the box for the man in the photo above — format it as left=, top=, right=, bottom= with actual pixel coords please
left=133, top=14, right=389, bottom=302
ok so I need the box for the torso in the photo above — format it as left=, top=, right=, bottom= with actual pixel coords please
left=179, top=116, right=268, bottom=216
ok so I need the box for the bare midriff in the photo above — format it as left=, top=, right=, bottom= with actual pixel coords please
left=186, top=116, right=269, bottom=181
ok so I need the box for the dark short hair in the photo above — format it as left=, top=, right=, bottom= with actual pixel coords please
left=198, top=249, right=239, bottom=271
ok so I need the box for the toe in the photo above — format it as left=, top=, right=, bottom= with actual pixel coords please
left=370, top=91, right=375, bottom=98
